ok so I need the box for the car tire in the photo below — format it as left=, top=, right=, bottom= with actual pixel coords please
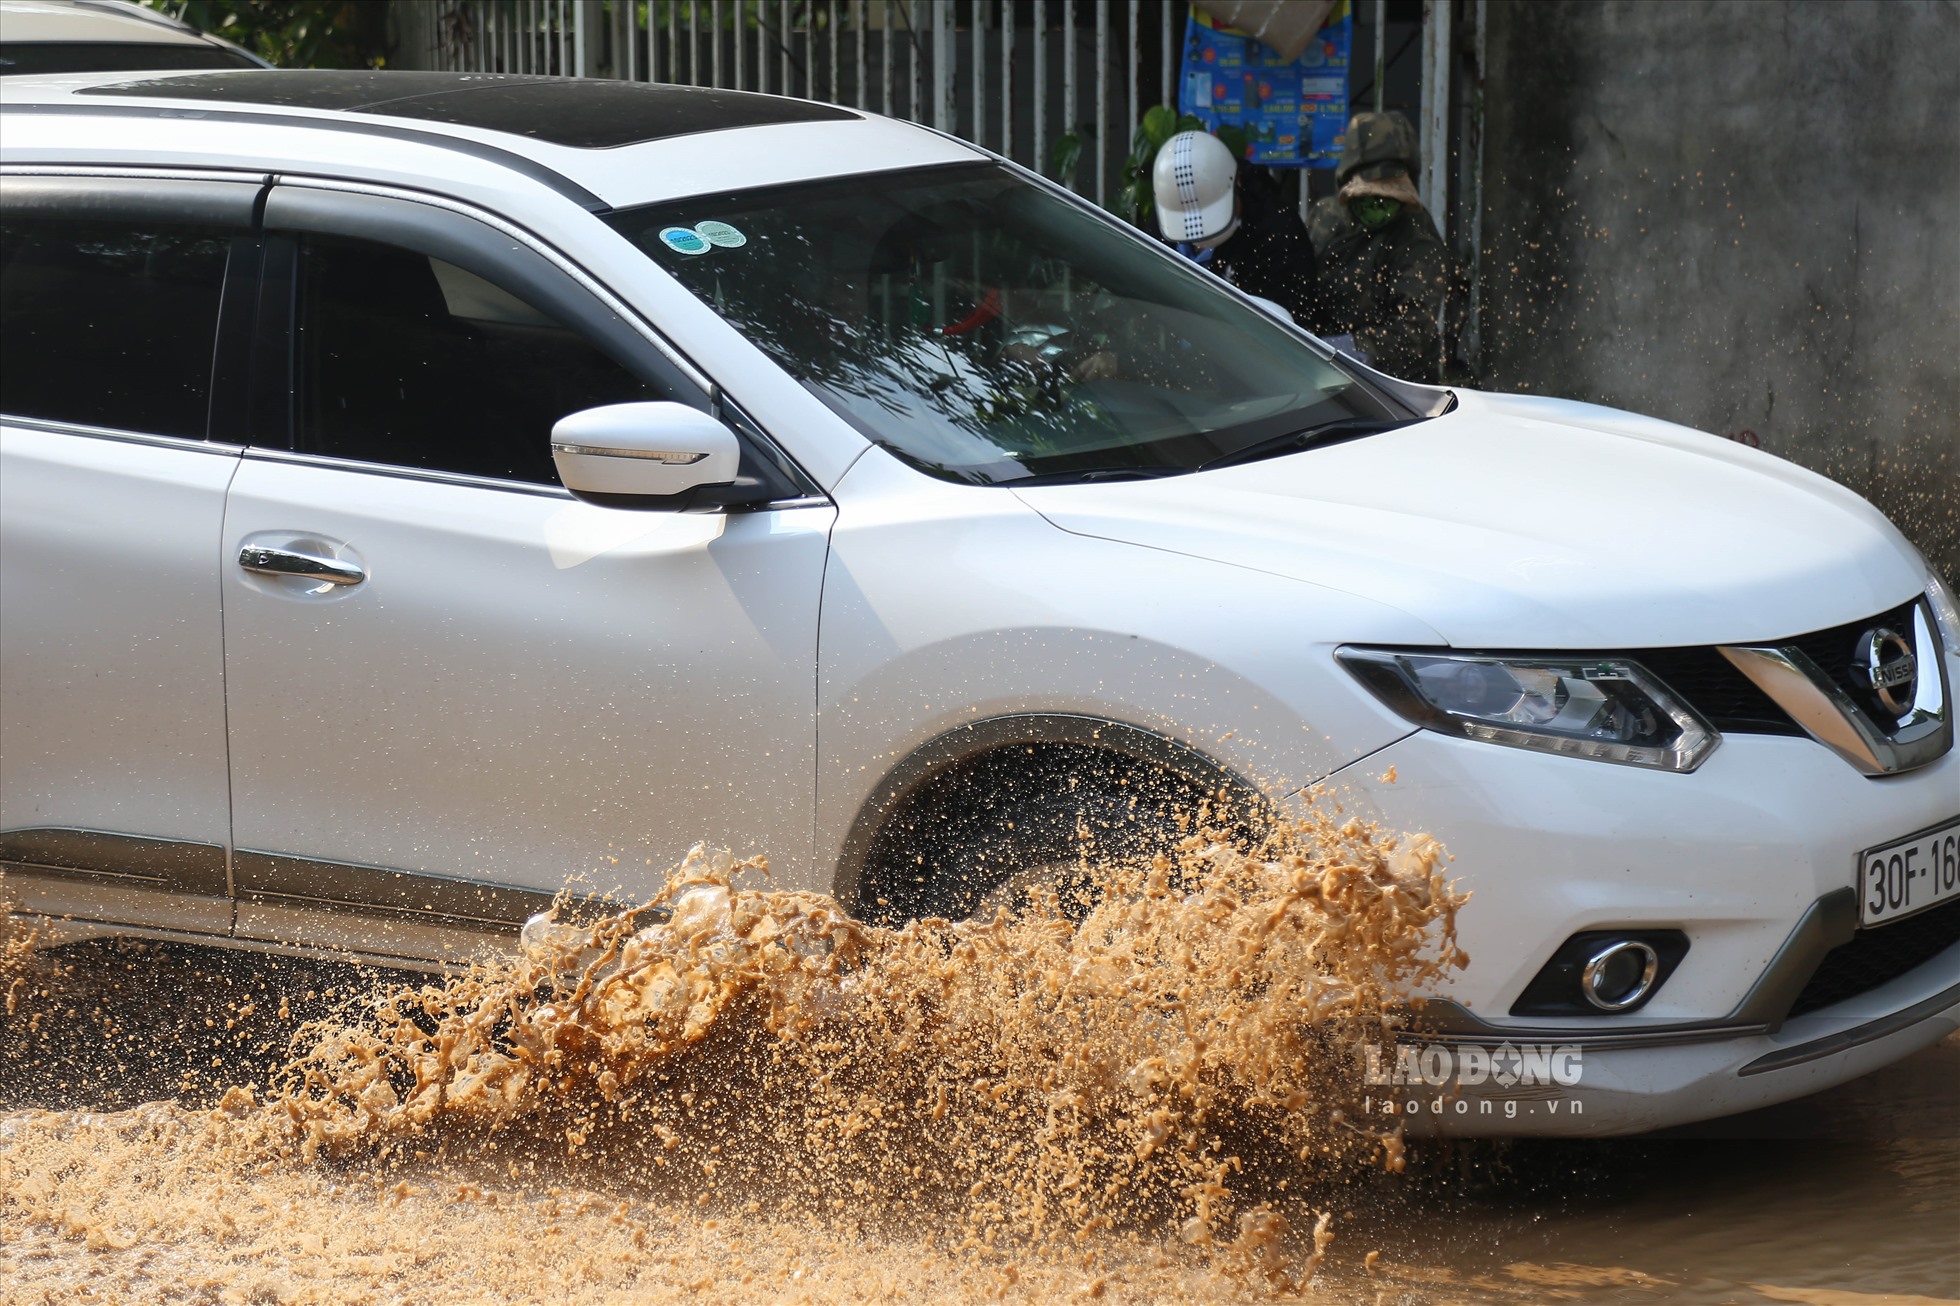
left=857, top=744, right=1217, bottom=925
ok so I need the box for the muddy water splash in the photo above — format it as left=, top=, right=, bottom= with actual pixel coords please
left=2, top=812, right=1465, bottom=1299
left=264, top=813, right=1463, bottom=1262
left=0, top=872, right=56, bottom=1028
left=1, top=874, right=39, bottom=979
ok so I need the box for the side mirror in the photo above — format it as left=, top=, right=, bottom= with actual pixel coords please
left=1245, top=294, right=1294, bottom=325
left=551, top=402, right=740, bottom=508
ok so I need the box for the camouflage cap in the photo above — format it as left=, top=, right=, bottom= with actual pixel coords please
left=1335, top=110, right=1419, bottom=185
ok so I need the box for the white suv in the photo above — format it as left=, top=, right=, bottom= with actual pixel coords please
left=2, top=70, right=1955, bottom=1136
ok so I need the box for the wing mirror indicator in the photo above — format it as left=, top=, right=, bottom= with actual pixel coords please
left=551, top=401, right=740, bottom=508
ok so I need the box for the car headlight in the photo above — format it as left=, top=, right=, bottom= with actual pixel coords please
left=1921, top=565, right=1959, bottom=660
left=1336, top=648, right=1720, bottom=772
left=1898, top=540, right=1958, bottom=662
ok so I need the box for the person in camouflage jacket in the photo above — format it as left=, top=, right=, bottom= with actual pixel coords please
left=1307, top=111, right=1447, bottom=383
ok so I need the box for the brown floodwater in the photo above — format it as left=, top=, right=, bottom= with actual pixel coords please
left=2, top=822, right=1955, bottom=1305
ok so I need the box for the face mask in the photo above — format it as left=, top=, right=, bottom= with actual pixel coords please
left=1352, top=196, right=1402, bottom=230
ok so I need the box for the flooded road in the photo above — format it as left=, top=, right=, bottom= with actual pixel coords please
left=2, top=835, right=1955, bottom=1305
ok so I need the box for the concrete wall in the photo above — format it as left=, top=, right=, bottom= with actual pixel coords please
left=1477, top=0, right=1960, bottom=578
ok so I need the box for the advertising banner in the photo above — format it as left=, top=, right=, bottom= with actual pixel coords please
left=1177, top=1, right=1352, bottom=168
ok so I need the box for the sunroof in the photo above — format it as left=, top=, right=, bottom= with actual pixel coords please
left=77, top=70, right=859, bottom=149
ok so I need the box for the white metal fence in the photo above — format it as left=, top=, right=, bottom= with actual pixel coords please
left=424, top=1, right=1192, bottom=206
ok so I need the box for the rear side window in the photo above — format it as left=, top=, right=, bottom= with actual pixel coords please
left=0, top=218, right=231, bottom=439
left=294, top=234, right=663, bottom=484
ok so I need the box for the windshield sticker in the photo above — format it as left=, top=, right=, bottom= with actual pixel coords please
left=658, top=226, right=711, bottom=256
left=694, top=220, right=748, bottom=249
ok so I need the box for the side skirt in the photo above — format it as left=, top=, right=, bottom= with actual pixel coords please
left=2, top=828, right=597, bottom=968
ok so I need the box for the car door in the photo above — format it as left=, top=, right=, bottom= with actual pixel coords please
left=220, top=183, right=832, bottom=959
left=0, top=175, right=258, bottom=933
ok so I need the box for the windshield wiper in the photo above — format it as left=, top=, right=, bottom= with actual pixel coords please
left=1196, top=417, right=1417, bottom=471
left=1006, top=465, right=1185, bottom=487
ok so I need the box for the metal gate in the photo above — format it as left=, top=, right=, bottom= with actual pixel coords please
left=422, top=1, right=1194, bottom=207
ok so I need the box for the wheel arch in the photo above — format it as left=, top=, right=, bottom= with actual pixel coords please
left=830, top=712, right=1268, bottom=915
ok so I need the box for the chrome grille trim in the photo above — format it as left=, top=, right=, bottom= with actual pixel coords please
left=1720, top=601, right=1951, bottom=776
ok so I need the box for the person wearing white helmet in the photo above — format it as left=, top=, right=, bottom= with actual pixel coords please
left=1152, top=130, right=1318, bottom=327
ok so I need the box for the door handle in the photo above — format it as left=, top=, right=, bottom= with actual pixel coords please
left=238, top=544, right=366, bottom=587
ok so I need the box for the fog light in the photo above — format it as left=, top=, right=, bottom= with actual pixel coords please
left=1581, top=939, right=1660, bottom=1010
left=1510, top=929, right=1688, bottom=1016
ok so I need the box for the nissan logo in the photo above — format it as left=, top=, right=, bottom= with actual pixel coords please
left=1857, top=627, right=1917, bottom=718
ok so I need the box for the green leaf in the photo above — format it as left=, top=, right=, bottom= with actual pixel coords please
left=1141, top=103, right=1181, bottom=150
left=1216, top=124, right=1250, bottom=161
left=1049, top=132, right=1084, bottom=185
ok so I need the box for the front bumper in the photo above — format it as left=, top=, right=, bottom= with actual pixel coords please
left=1370, top=964, right=1960, bottom=1138
left=1323, top=724, right=1960, bottom=1135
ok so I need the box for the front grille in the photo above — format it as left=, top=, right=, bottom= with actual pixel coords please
left=1787, top=895, right=1960, bottom=1018
left=1626, top=597, right=1927, bottom=738
left=1631, top=647, right=1802, bottom=735
left=1783, top=599, right=1922, bottom=730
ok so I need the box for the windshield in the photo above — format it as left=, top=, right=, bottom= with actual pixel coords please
left=606, top=164, right=1404, bottom=486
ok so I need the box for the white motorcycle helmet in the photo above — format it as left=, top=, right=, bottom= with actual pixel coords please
left=1153, top=130, right=1240, bottom=248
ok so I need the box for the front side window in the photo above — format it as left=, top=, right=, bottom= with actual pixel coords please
left=0, top=217, right=230, bottom=439
left=608, top=164, right=1404, bottom=486
left=294, top=235, right=663, bottom=484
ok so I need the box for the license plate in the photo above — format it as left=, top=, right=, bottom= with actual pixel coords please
left=1859, top=816, right=1960, bottom=927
